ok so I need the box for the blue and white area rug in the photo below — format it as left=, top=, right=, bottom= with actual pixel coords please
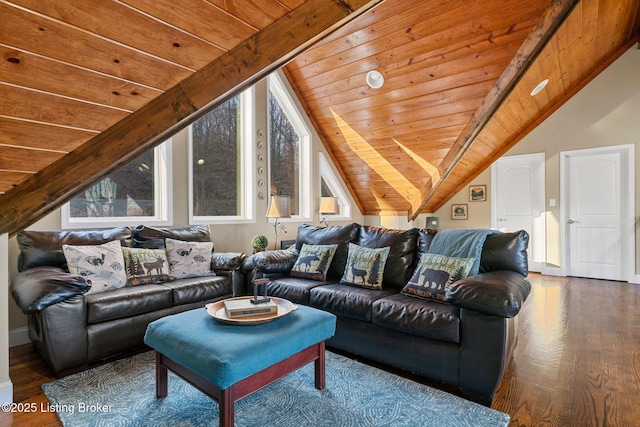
left=42, top=351, right=509, bottom=426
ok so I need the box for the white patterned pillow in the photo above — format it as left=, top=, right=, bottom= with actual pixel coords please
left=165, top=238, right=214, bottom=279
left=340, top=243, right=390, bottom=290
left=402, top=253, right=474, bottom=301
left=62, top=240, right=127, bottom=294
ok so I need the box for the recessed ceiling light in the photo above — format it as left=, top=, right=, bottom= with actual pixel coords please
left=366, top=70, right=384, bottom=89
left=530, top=79, right=549, bottom=96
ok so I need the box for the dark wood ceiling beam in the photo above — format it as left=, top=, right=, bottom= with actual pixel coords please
left=408, top=0, right=580, bottom=220
left=0, top=0, right=385, bottom=236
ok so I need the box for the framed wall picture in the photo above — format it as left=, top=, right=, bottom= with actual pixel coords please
left=469, top=185, right=486, bottom=201
left=451, top=204, right=468, bottom=220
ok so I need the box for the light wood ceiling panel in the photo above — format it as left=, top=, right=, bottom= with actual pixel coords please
left=0, top=0, right=638, bottom=232
left=0, top=0, right=384, bottom=234
left=286, top=0, right=640, bottom=216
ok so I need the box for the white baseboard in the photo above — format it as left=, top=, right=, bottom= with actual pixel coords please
left=0, top=380, right=13, bottom=404
left=629, top=274, right=640, bottom=285
left=9, top=327, right=29, bottom=348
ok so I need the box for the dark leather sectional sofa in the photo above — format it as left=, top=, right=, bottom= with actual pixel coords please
left=241, top=223, right=531, bottom=405
left=10, top=224, right=246, bottom=376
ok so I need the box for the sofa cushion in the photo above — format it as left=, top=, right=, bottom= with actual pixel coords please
left=122, top=247, right=172, bottom=285
left=309, top=283, right=395, bottom=322
left=290, top=243, right=337, bottom=281
left=340, top=243, right=390, bottom=290
left=62, top=240, right=127, bottom=294
left=17, top=227, right=131, bottom=272
left=159, top=275, right=232, bottom=306
left=417, top=228, right=438, bottom=256
left=165, top=238, right=214, bottom=279
left=372, top=293, right=460, bottom=344
left=358, top=225, right=418, bottom=289
left=131, top=224, right=213, bottom=249
left=402, top=253, right=474, bottom=302
left=85, top=284, right=172, bottom=324
left=295, top=223, right=360, bottom=279
left=479, top=230, right=529, bottom=276
left=265, top=277, right=332, bottom=305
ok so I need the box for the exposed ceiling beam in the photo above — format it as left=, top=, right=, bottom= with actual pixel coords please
left=408, top=0, right=580, bottom=220
left=0, top=0, right=385, bottom=236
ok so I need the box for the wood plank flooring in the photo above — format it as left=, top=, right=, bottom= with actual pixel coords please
left=1, top=273, right=639, bottom=426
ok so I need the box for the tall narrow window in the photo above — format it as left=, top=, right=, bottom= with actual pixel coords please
left=62, top=141, right=172, bottom=229
left=190, top=88, right=254, bottom=224
left=268, top=73, right=310, bottom=220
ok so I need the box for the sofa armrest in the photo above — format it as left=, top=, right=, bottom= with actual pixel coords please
left=211, top=252, right=247, bottom=271
left=241, top=248, right=299, bottom=274
left=10, top=266, right=89, bottom=313
left=445, top=270, right=531, bottom=318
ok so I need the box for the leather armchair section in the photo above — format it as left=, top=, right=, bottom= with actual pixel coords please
left=11, top=266, right=90, bottom=313
left=296, top=223, right=360, bottom=279
left=17, top=227, right=131, bottom=271
left=210, top=252, right=246, bottom=271
left=479, top=230, right=529, bottom=276
left=445, top=270, right=532, bottom=318
left=358, top=225, right=418, bottom=289
left=241, top=248, right=299, bottom=274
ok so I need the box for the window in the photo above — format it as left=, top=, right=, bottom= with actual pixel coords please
left=189, top=88, right=254, bottom=224
left=62, top=141, right=172, bottom=229
left=319, top=152, right=351, bottom=220
left=268, top=72, right=310, bottom=220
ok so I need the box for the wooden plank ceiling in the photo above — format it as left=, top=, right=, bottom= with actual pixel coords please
left=285, top=0, right=640, bottom=217
left=0, top=0, right=639, bottom=235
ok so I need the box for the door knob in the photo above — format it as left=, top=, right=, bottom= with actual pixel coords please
left=567, top=219, right=580, bottom=224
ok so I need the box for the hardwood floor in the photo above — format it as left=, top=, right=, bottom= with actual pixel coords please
left=2, top=273, right=639, bottom=426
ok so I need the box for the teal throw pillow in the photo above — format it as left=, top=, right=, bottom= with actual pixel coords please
left=290, top=243, right=338, bottom=281
left=402, top=253, right=474, bottom=301
left=340, top=243, right=390, bottom=290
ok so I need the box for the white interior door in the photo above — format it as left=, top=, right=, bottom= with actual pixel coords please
left=563, top=147, right=631, bottom=281
left=492, top=153, right=545, bottom=273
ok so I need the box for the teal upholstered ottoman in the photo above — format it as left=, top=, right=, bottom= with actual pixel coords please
left=144, top=304, right=336, bottom=427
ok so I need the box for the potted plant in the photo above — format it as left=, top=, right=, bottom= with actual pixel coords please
left=251, top=234, right=269, bottom=253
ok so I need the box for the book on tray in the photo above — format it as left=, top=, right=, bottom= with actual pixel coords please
left=224, top=298, right=278, bottom=318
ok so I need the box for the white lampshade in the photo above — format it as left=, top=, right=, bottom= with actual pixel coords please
left=319, top=197, right=339, bottom=215
left=266, top=195, right=291, bottom=219
left=366, top=70, right=384, bottom=89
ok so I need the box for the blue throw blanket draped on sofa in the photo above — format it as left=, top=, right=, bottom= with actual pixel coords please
left=427, top=229, right=499, bottom=275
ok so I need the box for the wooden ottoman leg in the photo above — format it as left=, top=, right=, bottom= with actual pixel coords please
left=155, top=352, right=168, bottom=398
left=219, top=387, right=234, bottom=427
left=314, top=341, right=326, bottom=390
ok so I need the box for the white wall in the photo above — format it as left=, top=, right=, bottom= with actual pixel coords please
left=431, top=46, right=640, bottom=271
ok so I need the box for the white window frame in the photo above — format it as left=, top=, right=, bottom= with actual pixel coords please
left=188, top=88, right=255, bottom=225
left=267, top=72, right=311, bottom=222
left=319, top=152, right=352, bottom=220
left=61, top=140, right=173, bottom=229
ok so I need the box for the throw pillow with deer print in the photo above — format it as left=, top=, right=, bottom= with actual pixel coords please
left=122, top=247, right=173, bottom=286
left=401, top=253, right=474, bottom=302
left=290, top=243, right=338, bottom=281
left=340, top=243, right=390, bottom=290
left=62, top=240, right=127, bottom=294
left=165, top=238, right=214, bottom=279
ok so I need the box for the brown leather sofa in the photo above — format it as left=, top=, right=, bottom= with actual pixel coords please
left=241, top=223, right=531, bottom=405
left=10, top=224, right=246, bottom=376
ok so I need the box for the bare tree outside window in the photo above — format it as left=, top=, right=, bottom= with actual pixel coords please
left=69, top=150, right=155, bottom=218
left=269, top=90, right=300, bottom=215
left=192, top=96, right=241, bottom=216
